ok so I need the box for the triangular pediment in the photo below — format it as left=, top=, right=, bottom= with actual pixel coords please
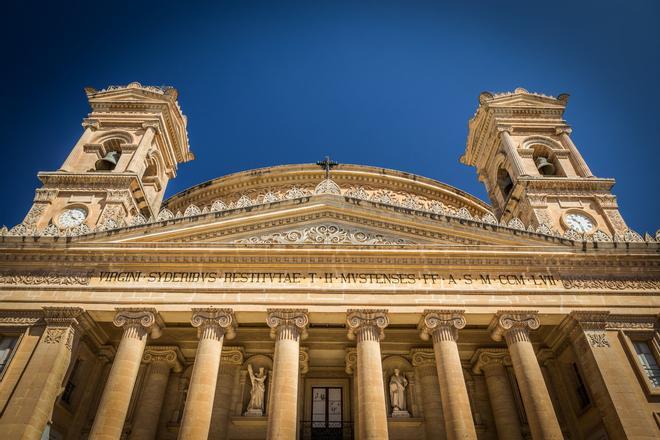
left=74, top=194, right=571, bottom=248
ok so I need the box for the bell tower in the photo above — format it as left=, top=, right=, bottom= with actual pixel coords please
left=462, top=88, right=627, bottom=237
left=21, top=82, right=193, bottom=233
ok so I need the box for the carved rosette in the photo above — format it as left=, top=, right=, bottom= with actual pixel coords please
left=567, top=311, right=611, bottom=349
left=346, top=309, right=389, bottom=342
left=345, top=348, right=357, bottom=375
left=43, top=307, right=85, bottom=351
left=114, top=308, right=162, bottom=340
left=489, top=311, right=540, bottom=345
left=191, top=308, right=236, bottom=341
left=267, top=308, right=309, bottom=341
left=471, top=348, right=512, bottom=374
left=418, top=310, right=466, bottom=343
left=143, top=346, right=183, bottom=373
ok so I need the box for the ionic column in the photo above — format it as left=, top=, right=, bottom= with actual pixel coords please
left=471, top=349, right=523, bottom=440
left=411, top=349, right=446, bottom=440
left=266, top=309, right=309, bottom=440
left=419, top=310, right=477, bottom=440
left=346, top=309, right=389, bottom=440
left=498, top=127, right=527, bottom=177
left=129, top=347, right=183, bottom=440
left=89, top=308, right=163, bottom=440
left=556, top=127, right=593, bottom=177
left=489, top=311, right=562, bottom=440
left=178, top=308, right=236, bottom=440
left=0, top=307, right=84, bottom=440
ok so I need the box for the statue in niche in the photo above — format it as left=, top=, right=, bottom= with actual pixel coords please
left=389, top=368, right=410, bottom=417
left=245, top=364, right=267, bottom=416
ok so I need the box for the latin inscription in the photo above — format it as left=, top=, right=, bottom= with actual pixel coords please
left=97, top=271, right=557, bottom=287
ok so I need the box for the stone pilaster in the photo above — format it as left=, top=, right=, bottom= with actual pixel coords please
left=266, top=308, right=309, bottom=440
left=345, top=348, right=360, bottom=440
left=471, top=349, right=523, bottom=440
left=0, top=307, right=84, bottom=440
left=210, top=347, right=245, bottom=440
left=562, top=311, right=658, bottom=439
left=489, top=311, right=562, bottom=440
left=347, top=309, right=389, bottom=440
left=129, top=346, right=182, bottom=440
left=411, top=349, right=446, bottom=440
left=179, top=308, right=236, bottom=440
left=419, top=310, right=477, bottom=440
left=89, top=308, right=162, bottom=440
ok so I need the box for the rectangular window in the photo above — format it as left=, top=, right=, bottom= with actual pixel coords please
left=633, top=341, right=660, bottom=387
left=0, top=335, right=19, bottom=375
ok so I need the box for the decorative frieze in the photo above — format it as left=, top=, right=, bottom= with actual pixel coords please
left=0, top=311, right=43, bottom=327
left=0, top=272, right=91, bottom=285
left=561, top=277, right=660, bottom=290
left=234, top=223, right=414, bottom=245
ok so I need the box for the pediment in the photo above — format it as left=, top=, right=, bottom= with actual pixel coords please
left=75, top=194, right=571, bottom=248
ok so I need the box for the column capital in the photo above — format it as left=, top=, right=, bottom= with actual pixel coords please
left=346, top=309, right=389, bottom=341
left=143, top=346, right=184, bottom=373
left=43, top=306, right=84, bottom=327
left=267, top=308, right=309, bottom=340
left=565, top=311, right=611, bottom=348
left=489, top=310, right=540, bottom=342
left=555, top=126, right=573, bottom=135
left=81, top=118, right=100, bottom=130
left=141, top=121, right=160, bottom=131
left=221, top=346, right=245, bottom=365
left=191, top=308, right=236, bottom=340
left=344, top=348, right=357, bottom=374
left=411, top=348, right=436, bottom=367
left=497, top=125, right=513, bottom=134
left=418, top=309, right=466, bottom=342
left=471, top=348, right=511, bottom=374
left=114, top=308, right=164, bottom=338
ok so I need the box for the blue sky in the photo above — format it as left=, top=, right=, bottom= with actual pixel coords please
left=1, top=1, right=658, bottom=233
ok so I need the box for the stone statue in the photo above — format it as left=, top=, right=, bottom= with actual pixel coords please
left=246, top=364, right=267, bottom=416
left=389, top=368, right=409, bottom=417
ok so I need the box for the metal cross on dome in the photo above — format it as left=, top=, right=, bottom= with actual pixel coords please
left=316, top=156, right=338, bottom=180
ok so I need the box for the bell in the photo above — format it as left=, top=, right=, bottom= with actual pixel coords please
left=535, top=156, right=555, bottom=175
left=95, top=151, right=119, bottom=171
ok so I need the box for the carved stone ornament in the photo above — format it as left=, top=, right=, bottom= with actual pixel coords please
left=299, top=347, right=310, bottom=374
left=142, top=346, right=183, bottom=372
left=221, top=346, right=245, bottom=365
left=345, top=348, right=357, bottom=374
left=0, top=311, right=43, bottom=327
left=191, top=308, right=236, bottom=340
left=567, top=311, right=611, bottom=349
left=267, top=308, right=309, bottom=340
left=418, top=309, right=467, bottom=342
left=113, top=308, right=163, bottom=338
left=0, top=272, right=91, bottom=286
left=42, top=307, right=84, bottom=350
left=346, top=309, right=389, bottom=341
left=471, top=348, right=512, bottom=374
left=314, top=178, right=341, bottom=195
left=410, top=348, right=436, bottom=368
left=489, top=310, right=540, bottom=342
left=561, top=277, right=660, bottom=291
left=234, top=223, right=414, bottom=245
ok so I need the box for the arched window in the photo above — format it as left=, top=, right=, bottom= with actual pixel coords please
left=94, top=139, right=122, bottom=171
left=497, top=167, right=513, bottom=200
left=531, top=145, right=563, bottom=177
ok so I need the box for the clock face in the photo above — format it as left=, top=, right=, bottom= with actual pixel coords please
left=58, top=207, right=87, bottom=228
left=565, top=213, right=594, bottom=233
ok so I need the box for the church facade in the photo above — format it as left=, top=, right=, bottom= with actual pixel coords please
left=0, top=83, right=658, bottom=440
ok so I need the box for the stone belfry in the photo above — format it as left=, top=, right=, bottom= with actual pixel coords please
left=21, top=82, right=193, bottom=233
left=462, top=88, right=627, bottom=237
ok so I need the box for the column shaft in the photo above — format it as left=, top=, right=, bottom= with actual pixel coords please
left=416, top=366, right=446, bottom=440
left=482, top=363, right=523, bottom=440
left=90, top=324, right=149, bottom=439
left=267, top=330, right=301, bottom=439
left=559, top=131, right=593, bottom=177
left=0, top=309, right=82, bottom=440
left=356, top=326, right=388, bottom=440
left=500, top=130, right=527, bottom=176
left=178, top=326, right=225, bottom=439
left=506, top=328, right=562, bottom=440
left=129, top=362, right=171, bottom=440
left=431, top=330, right=477, bottom=440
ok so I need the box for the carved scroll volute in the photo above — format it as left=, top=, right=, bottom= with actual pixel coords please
left=345, top=348, right=358, bottom=374
left=418, top=310, right=466, bottom=342
left=267, top=309, right=309, bottom=341
left=489, top=310, right=540, bottom=343
left=346, top=309, right=389, bottom=341
left=142, top=346, right=184, bottom=373
left=471, top=349, right=511, bottom=374
left=113, top=308, right=163, bottom=339
left=191, top=308, right=236, bottom=340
